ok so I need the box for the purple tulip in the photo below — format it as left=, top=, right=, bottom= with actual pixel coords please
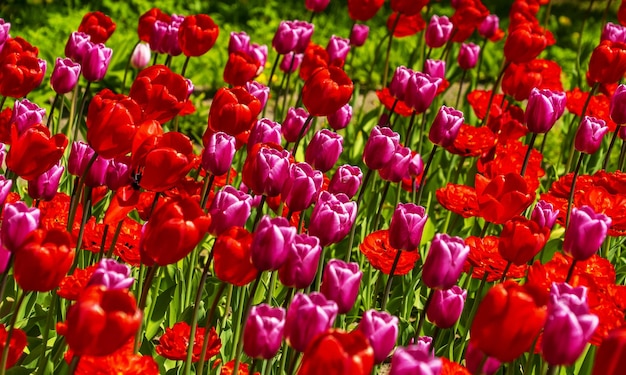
left=305, top=0, right=331, bottom=12
left=358, top=309, right=399, bottom=364
left=273, top=21, right=301, bottom=55
left=105, top=158, right=131, bottom=191
left=478, top=14, right=500, bottom=40
left=51, top=57, right=81, bottom=94
left=65, top=32, right=92, bottom=63
left=465, top=341, right=501, bottom=375
left=244, top=304, right=286, bottom=359
left=248, top=118, right=282, bottom=151
left=563, top=205, right=611, bottom=261
left=409, top=152, right=424, bottom=177
left=326, top=35, right=350, bottom=64
left=280, top=52, right=303, bottom=73
left=363, top=125, right=401, bottom=170
left=601, top=22, right=626, bottom=43
left=202, top=131, right=237, bottom=176
left=68, top=142, right=94, bottom=176
left=525, top=88, right=567, bottom=134
left=458, top=42, right=481, bottom=70
left=390, top=343, right=442, bottom=375
left=0, top=244, right=9, bottom=274
left=0, top=176, right=12, bottom=207
left=208, top=185, right=253, bottom=236
left=84, top=154, right=110, bottom=188
left=575, top=116, right=609, bottom=154
left=328, top=164, right=363, bottom=198
left=10, top=99, right=46, bottom=134
left=427, top=286, right=467, bottom=329
left=423, top=59, right=446, bottom=80
left=293, top=21, right=314, bottom=54
left=247, top=146, right=291, bottom=197
left=429, top=105, right=464, bottom=147
left=305, top=129, right=343, bottom=172
left=130, top=43, right=151, bottom=69
left=278, top=233, right=322, bottom=289
left=379, top=145, right=412, bottom=183
left=422, top=233, right=470, bottom=290
left=308, top=191, right=357, bottom=247
left=34, top=59, right=47, bottom=88
left=28, top=164, right=64, bottom=202
left=1, top=201, right=40, bottom=252
left=250, top=215, right=296, bottom=272
left=150, top=20, right=169, bottom=53
left=389, top=66, right=414, bottom=101
left=327, top=103, right=352, bottom=130
left=281, top=162, right=324, bottom=212
left=228, top=31, right=251, bottom=54
left=87, top=258, right=134, bottom=290
left=81, top=43, right=112, bottom=82
left=249, top=43, right=268, bottom=73
left=320, top=259, right=362, bottom=314
left=388, top=203, right=428, bottom=251
left=425, top=15, right=453, bottom=48
left=284, top=292, right=338, bottom=352
left=404, top=72, right=442, bottom=114
left=245, top=81, right=270, bottom=110
left=610, top=84, right=626, bottom=125
left=0, top=20, right=9, bottom=52
left=531, top=200, right=560, bottom=230
left=162, top=15, right=183, bottom=56
left=542, top=283, right=599, bottom=365
left=282, top=107, right=310, bottom=143
left=350, top=24, right=370, bottom=47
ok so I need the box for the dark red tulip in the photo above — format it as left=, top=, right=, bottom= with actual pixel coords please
left=347, top=0, right=385, bottom=21
left=299, top=329, right=374, bottom=375
left=498, top=216, right=549, bottom=266
left=504, top=23, right=549, bottom=64
left=78, top=11, right=116, bottom=44
left=0, top=53, right=45, bottom=99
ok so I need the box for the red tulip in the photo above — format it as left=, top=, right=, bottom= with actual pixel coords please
left=57, top=285, right=142, bottom=357
left=206, top=87, right=262, bottom=139
left=0, top=37, right=39, bottom=59
left=347, top=0, right=385, bottom=21
left=299, top=43, right=330, bottom=82
left=0, top=53, right=45, bottom=99
left=137, top=8, right=171, bottom=43
left=223, top=51, right=261, bottom=87
left=475, top=173, right=534, bottom=225
left=390, top=0, right=429, bottom=16
left=302, top=66, right=353, bottom=117
left=504, top=23, right=549, bottom=64
left=0, top=325, right=27, bottom=370
left=14, top=228, right=74, bottom=292
left=587, top=40, right=626, bottom=85
left=213, top=226, right=258, bottom=286
left=592, top=326, right=626, bottom=375
left=78, top=11, right=116, bottom=44
left=299, top=329, right=374, bottom=375
left=6, top=124, right=68, bottom=181
left=178, top=14, right=220, bottom=57
left=498, top=216, right=549, bottom=266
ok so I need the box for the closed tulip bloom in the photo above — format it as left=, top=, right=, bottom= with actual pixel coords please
left=293, top=21, right=314, bottom=54
left=504, top=23, right=549, bottom=64
left=162, top=15, right=184, bottom=56
left=363, top=125, right=401, bottom=170
left=425, top=15, right=453, bottom=48
left=51, top=57, right=81, bottom=94
left=305, top=129, right=343, bottom=172
left=409, top=152, right=424, bottom=178
left=328, top=164, right=362, bottom=198
left=357, top=310, right=399, bottom=364
left=245, top=81, right=270, bottom=110
left=178, top=14, right=219, bottom=57
left=389, top=343, right=442, bottom=375
left=1, top=201, right=40, bottom=252
left=78, top=11, right=116, bottom=44
left=592, top=326, right=626, bottom=375
left=389, top=66, right=414, bottom=101
left=251, top=215, right=296, bottom=271
left=278, top=233, right=322, bottom=289
left=208, top=186, right=252, bottom=236
left=84, top=153, right=109, bottom=188
left=542, top=283, right=598, bottom=365
left=57, top=285, right=142, bottom=357
left=531, top=200, right=559, bottom=230
left=423, top=59, right=446, bottom=80
left=321, top=259, right=362, bottom=314
left=610, top=84, right=626, bottom=124
left=427, top=286, right=467, bottom=329
left=305, top=0, right=331, bottom=12
left=308, top=191, right=357, bottom=246
left=28, top=164, right=63, bottom=202
left=87, top=258, right=134, bottom=290
left=10, top=99, right=45, bottom=135
left=201, top=131, right=236, bottom=176
left=476, top=173, right=534, bottom=224
left=243, top=304, right=286, bottom=359
left=242, top=143, right=291, bottom=197
left=284, top=292, right=338, bottom=352
left=0, top=20, right=9, bottom=49
left=280, top=52, right=303, bottom=73
left=82, top=43, right=112, bottom=82
left=130, top=42, right=151, bottom=69
left=65, top=31, right=92, bottom=63
left=470, top=281, right=546, bottom=363
left=0, top=177, right=12, bottom=207
left=68, top=141, right=95, bottom=177
left=350, top=24, right=369, bottom=47
left=223, top=52, right=262, bottom=85
left=302, top=66, right=354, bottom=117
left=149, top=20, right=170, bottom=54
left=282, top=162, right=323, bottom=212
left=587, top=40, right=626, bottom=84
left=498, top=216, right=550, bottom=266
left=525, top=88, right=567, bottom=134
left=348, top=0, right=385, bottom=21
left=248, top=43, right=268, bottom=72
left=563, top=205, right=611, bottom=261
left=273, top=21, right=301, bottom=55
left=478, top=14, right=500, bottom=39
left=429, top=105, right=464, bottom=147
left=228, top=31, right=250, bottom=54
left=282, top=107, right=310, bottom=143
left=213, top=227, right=258, bottom=286
left=247, top=118, right=282, bottom=151
left=327, top=35, right=351, bottom=65
left=458, top=43, right=480, bottom=70
left=388, top=203, right=428, bottom=251
left=465, top=341, right=501, bottom=375
left=404, top=72, right=442, bottom=114
left=422, top=233, right=469, bottom=290
left=206, top=86, right=262, bottom=138
left=327, top=103, right=352, bottom=130
left=299, top=329, right=374, bottom=375
left=6, top=124, right=67, bottom=181
left=105, top=158, right=131, bottom=191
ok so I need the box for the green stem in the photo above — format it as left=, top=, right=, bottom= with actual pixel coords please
left=0, top=96, right=5, bottom=111
left=72, top=80, right=91, bottom=142
left=566, top=153, right=585, bottom=228
left=200, top=173, right=215, bottom=210
left=500, top=261, right=512, bottom=283
left=70, top=186, right=92, bottom=272
left=520, top=133, right=538, bottom=176
left=345, top=168, right=373, bottom=262
left=35, top=292, right=58, bottom=375
left=455, top=69, right=467, bottom=109
left=0, top=291, right=27, bottom=375
left=413, top=289, right=434, bottom=342
left=565, top=259, right=577, bottom=283
left=416, top=145, right=438, bottom=205
left=603, top=125, right=621, bottom=170
left=381, top=249, right=403, bottom=310
left=372, top=181, right=391, bottom=231
left=262, top=53, right=281, bottom=118
left=122, top=41, right=140, bottom=92
left=67, top=355, right=80, bottom=375
left=0, top=254, right=14, bottom=310
left=291, top=115, right=314, bottom=157
left=575, top=0, right=596, bottom=88
left=180, top=56, right=191, bottom=77
left=546, top=364, right=558, bottom=375
left=252, top=195, right=267, bottom=231
left=232, top=274, right=263, bottom=374
left=382, top=15, right=401, bottom=88
left=196, top=282, right=228, bottom=375
left=46, top=93, right=60, bottom=128
left=106, top=220, right=124, bottom=258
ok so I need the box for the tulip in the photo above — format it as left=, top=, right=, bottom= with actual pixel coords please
left=602, top=22, right=626, bottom=43
left=10, top=99, right=45, bottom=135
left=458, top=43, right=480, bottom=70
left=422, top=233, right=469, bottom=290
left=250, top=215, right=296, bottom=272
left=504, top=23, right=549, bottom=64
left=302, top=66, right=353, bottom=117
left=531, top=200, right=559, bottom=230
left=388, top=203, right=428, bottom=251
left=284, top=292, right=338, bottom=352
left=243, top=304, right=285, bottom=359
left=28, top=164, right=63, bottom=202
left=423, top=59, right=446, bottom=80
left=592, top=326, right=626, bottom=375
left=425, top=15, right=453, bottom=48
left=408, top=152, right=424, bottom=178
left=389, top=343, right=442, bottom=375
left=273, top=21, right=302, bottom=55
left=427, top=286, right=467, bottom=329
left=87, top=258, right=135, bottom=290
left=563, top=205, right=611, bottom=261
left=7, top=123, right=67, bottom=181
left=82, top=43, right=112, bottom=82
left=0, top=51, right=46, bottom=99
left=178, top=14, right=219, bottom=57
left=587, top=40, right=626, bottom=84
left=213, top=227, right=258, bottom=286
left=475, top=173, right=534, bottom=224
left=137, top=8, right=171, bottom=43
left=305, top=0, right=331, bottom=12
left=498, top=216, right=549, bottom=266
left=1, top=201, right=40, bottom=252
left=57, top=285, right=142, bottom=357
left=389, top=66, right=414, bottom=101
left=542, top=283, right=598, bottom=365
left=247, top=118, right=282, bottom=151
left=51, top=57, right=81, bottom=94
left=321, top=259, right=362, bottom=314
left=129, top=65, right=189, bottom=125
left=348, top=0, right=385, bottom=21
left=68, top=141, right=95, bottom=176
left=470, top=281, right=546, bottom=362
left=327, top=103, right=352, bottom=130
left=223, top=51, right=260, bottom=86
left=201, top=131, right=236, bottom=176
left=278, top=233, right=322, bottom=289
left=357, top=310, right=399, bottom=364
left=326, top=35, right=351, bottom=65
left=65, top=31, right=92, bottom=63
left=378, top=145, right=412, bottom=183
left=84, top=153, right=110, bottom=187
left=429, top=105, right=464, bottom=148
left=280, top=52, right=303, bottom=73
left=0, top=177, right=12, bottom=207
left=350, top=24, right=369, bottom=47
left=0, top=20, right=10, bottom=49
left=465, top=341, right=501, bottom=375
left=299, top=329, right=374, bottom=375
left=78, top=11, right=116, bottom=44
left=610, top=84, right=626, bottom=124
left=228, top=31, right=250, bottom=54
left=282, top=107, right=310, bottom=143
left=282, top=162, right=324, bottom=212
left=105, top=158, right=131, bottom=191
left=0, top=324, right=26, bottom=370
left=242, top=143, right=291, bottom=197
left=478, top=14, right=500, bottom=39
left=404, top=72, right=442, bottom=114
left=245, top=81, right=270, bottom=110
left=161, top=15, right=184, bottom=56
left=207, top=186, right=252, bottom=236
left=305, top=129, right=343, bottom=172
left=308, top=191, right=357, bottom=246
left=328, top=164, right=363, bottom=198
left=130, top=43, right=151, bottom=69
left=363, top=125, right=401, bottom=170
left=525, top=88, right=567, bottom=134
left=206, top=86, right=262, bottom=138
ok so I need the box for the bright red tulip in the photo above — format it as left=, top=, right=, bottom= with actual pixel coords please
left=178, top=14, right=220, bottom=57
left=206, top=87, right=262, bottom=140
left=587, top=40, right=626, bottom=85
left=299, top=329, right=374, bottom=375
left=475, top=173, right=534, bottom=225
left=223, top=51, right=260, bottom=87
left=302, top=66, right=353, bottom=117
left=78, top=11, right=116, bottom=44
left=0, top=53, right=45, bottom=99
left=0, top=325, right=27, bottom=370
left=6, top=124, right=68, bottom=181
left=213, top=226, right=258, bottom=286
left=347, top=0, right=385, bottom=21
left=504, top=23, right=549, bottom=64
left=390, top=0, right=429, bottom=16
left=137, top=8, right=171, bottom=43
left=498, top=216, right=549, bottom=266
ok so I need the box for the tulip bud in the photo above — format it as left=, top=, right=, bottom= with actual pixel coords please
left=531, top=200, right=559, bottom=230
left=273, top=21, right=300, bottom=55
left=422, top=233, right=469, bottom=290
left=84, top=153, right=110, bottom=188
left=458, top=42, right=480, bottom=70
left=525, top=88, right=567, bottom=134
left=423, top=59, right=446, bottom=80
left=28, top=164, right=63, bottom=201
left=388, top=203, right=428, bottom=251
left=563, top=205, right=611, bottom=261
left=321, top=259, right=363, bottom=314
left=130, top=42, right=151, bottom=69
left=65, top=31, right=92, bottom=63
left=610, top=84, right=626, bottom=124
left=328, top=164, right=363, bottom=198
left=575, top=116, right=609, bottom=154
left=228, top=31, right=251, bottom=54
left=282, top=107, right=310, bottom=143
left=389, top=66, right=414, bottom=101
left=242, top=143, right=291, bottom=197
left=408, top=152, right=424, bottom=178
left=247, top=118, right=282, bottom=151
left=357, top=309, right=399, bottom=364
left=379, top=145, right=412, bottom=183
left=82, top=43, right=112, bottom=82
left=601, top=22, right=626, bottom=43
left=87, top=258, right=135, bottom=290
left=280, top=52, right=303, bottom=73
left=363, top=125, right=401, bottom=170
left=201, top=131, right=236, bottom=176
left=1, top=201, right=40, bottom=252
left=10, top=99, right=45, bottom=135
left=245, top=81, right=270, bottom=111
left=278, top=233, right=322, bottom=289
left=250, top=215, right=296, bottom=271
left=498, top=216, right=549, bottom=266
left=69, top=142, right=95, bottom=176
left=244, top=304, right=286, bottom=359
left=282, top=162, right=323, bottom=212
left=427, top=286, right=467, bottom=329
left=425, top=15, right=453, bottom=48
left=308, top=191, right=357, bottom=246
left=0, top=20, right=10, bottom=51
left=284, top=292, right=338, bottom=352
left=249, top=43, right=268, bottom=73
left=350, top=24, right=369, bottom=47
left=404, top=72, right=442, bottom=114
left=305, top=0, right=331, bottom=12
left=293, top=21, right=314, bottom=54
left=326, top=35, right=350, bottom=65
left=105, top=158, right=131, bottom=191
left=429, top=105, right=464, bottom=147
left=478, top=14, right=500, bottom=39
left=51, top=57, right=81, bottom=94
left=327, top=103, right=352, bottom=130
left=305, top=129, right=343, bottom=172
left=302, top=66, right=353, bottom=117
left=207, top=185, right=252, bottom=236
left=389, top=343, right=442, bottom=375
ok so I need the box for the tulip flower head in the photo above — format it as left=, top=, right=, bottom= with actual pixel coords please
left=350, top=24, right=370, bottom=46
left=425, top=15, right=453, bottom=48
left=422, top=233, right=469, bottom=290
left=278, top=233, right=322, bottom=289
left=320, top=259, right=363, bottom=314
left=358, top=310, right=399, bottom=364
left=250, top=215, right=296, bottom=271
left=427, top=286, right=467, bottom=329
left=328, top=164, right=363, bottom=198
left=51, top=57, right=81, bottom=94
left=243, top=304, right=286, bottom=359
left=525, top=88, right=567, bottom=134
left=429, top=105, right=464, bottom=147
left=87, top=258, right=134, bottom=290
left=308, top=191, right=357, bottom=246
left=389, top=342, right=442, bottom=375
left=284, top=292, right=338, bottom=352
left=299, top=329, right=374, bottom=375
left=457, top=42, right=480, bottom=70
left=563, top=205, right=611, bottom=261
left=388, top=203, right=428, bottom=251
